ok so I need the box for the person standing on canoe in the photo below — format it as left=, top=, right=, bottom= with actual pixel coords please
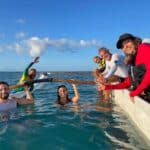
left=15, top=57, right=40, bottom=92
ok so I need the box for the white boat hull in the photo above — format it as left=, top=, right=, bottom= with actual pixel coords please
left=112, top=89, right=150, bottom=142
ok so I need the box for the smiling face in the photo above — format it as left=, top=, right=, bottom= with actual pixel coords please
left=93, top=57, right=101, bottom=64
left=121, top=40, right=136, bottom=55
left=58, top=87, right=68, bottom=98
left=29, top=69, right=36, bottom=80
left=0, top=84, right=10, bottom=101
left=99, top=50, right=111, bottom=61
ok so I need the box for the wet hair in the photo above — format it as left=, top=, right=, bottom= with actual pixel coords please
left=0, top=81, right=9, bottom=87
left=56, top=85, right=71, bottom=105
left=98, top=47, right=110, bottom=54
left=30, top=68, right=37, bottom=73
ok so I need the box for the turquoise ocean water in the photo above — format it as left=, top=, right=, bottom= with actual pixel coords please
left=0, top=72, right=149, bottom=150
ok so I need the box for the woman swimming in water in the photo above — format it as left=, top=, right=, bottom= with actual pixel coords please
left=56, top=82, right=79, bottom=106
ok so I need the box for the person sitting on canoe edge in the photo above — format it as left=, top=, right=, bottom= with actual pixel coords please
left=0, top=81, right=34, bottom=112
left=14, top=57, right=40, bottom=93
left=98, top=33, right=150, bottom=102
left=98, top=47, right=128, bottom=82
left=56, top=81, right=80, bottom=106
left=93, top=55, right=109, bottom=104
left=93, top=56, right=106, bottom=74
left=95, top=47, right=128, bottom=103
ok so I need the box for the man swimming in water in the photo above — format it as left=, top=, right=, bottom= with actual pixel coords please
left=0, top=81, right=33, bottom=112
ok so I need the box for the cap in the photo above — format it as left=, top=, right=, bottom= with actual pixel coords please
left=116, top=33, right=135, bottom=49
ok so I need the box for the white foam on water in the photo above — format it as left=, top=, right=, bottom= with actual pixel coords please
left=104, top=131, right=136, bottom=150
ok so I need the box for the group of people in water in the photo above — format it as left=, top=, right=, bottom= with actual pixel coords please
left=0, top=56, right=80, bottom=112
left=0, top=33, right=150, bottom=112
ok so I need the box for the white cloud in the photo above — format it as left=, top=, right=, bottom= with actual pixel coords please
left=0, top=37, right=102, bottom=57
left=14, top=43, right=25, bottom=54
left=26, top=37, right=50, bottom=57
left=15, top=32, right=27, bottom=39
left=16, top=19, right=26, bottom=24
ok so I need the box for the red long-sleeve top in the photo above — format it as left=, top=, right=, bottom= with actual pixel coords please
left=105, top=44, right=150, bottom=97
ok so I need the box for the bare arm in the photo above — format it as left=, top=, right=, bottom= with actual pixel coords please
left=71, top=83, right=80, bottom=104
left=16, top=86, right=34, bottom=105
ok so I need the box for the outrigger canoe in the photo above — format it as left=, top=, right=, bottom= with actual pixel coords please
left=112, top=89, right=150, bottom=143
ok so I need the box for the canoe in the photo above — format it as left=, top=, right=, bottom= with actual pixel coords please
left=112, top=89, right=150, bottom=142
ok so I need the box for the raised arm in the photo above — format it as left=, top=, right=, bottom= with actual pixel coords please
left=19, top=57, right=40, bottom=83
left=26, top=57, right=40, bottom=71
left=71, top=83, right=80, bottom=104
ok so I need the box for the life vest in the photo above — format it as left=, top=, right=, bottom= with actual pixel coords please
left=98, top=59, right=106, bottom=72
left=128, top=64, right=145, bottom=89
left=128, top=64, right=150, bottom=97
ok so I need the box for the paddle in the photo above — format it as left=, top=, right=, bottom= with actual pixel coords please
left=10, top=78, right=96, bottom=90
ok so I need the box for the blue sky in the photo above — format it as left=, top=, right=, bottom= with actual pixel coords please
left=0, top=0, right=150, bottom=71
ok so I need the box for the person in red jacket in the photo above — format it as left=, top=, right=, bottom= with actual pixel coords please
left=98, top=33, right=150, bottom=100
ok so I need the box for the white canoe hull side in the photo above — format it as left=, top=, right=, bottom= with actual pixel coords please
left=112, top=90, right=150, bottom=142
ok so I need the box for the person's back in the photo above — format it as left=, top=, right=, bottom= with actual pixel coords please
left=106, top=54, right=128, bottom=78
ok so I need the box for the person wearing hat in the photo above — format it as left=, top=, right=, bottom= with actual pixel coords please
left=98, top=33, right=150, bottom=101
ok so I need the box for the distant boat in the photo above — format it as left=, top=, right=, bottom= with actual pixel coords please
left=112, top=89, right=150, bottom=144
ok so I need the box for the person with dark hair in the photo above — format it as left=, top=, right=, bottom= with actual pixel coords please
left=93, top=56, right=106, bottom=73
left=98, top=33, right=150, bottom=101
left=0, top=81, right=33, bottom=112
left=56, top=82, right=79, bottom=106
left=15, top=57, right=40, bottom=92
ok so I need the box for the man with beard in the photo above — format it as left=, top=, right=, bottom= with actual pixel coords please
left=0, top=81, right=33, bottom=112
left=98, top=33, right=150, bottom=101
